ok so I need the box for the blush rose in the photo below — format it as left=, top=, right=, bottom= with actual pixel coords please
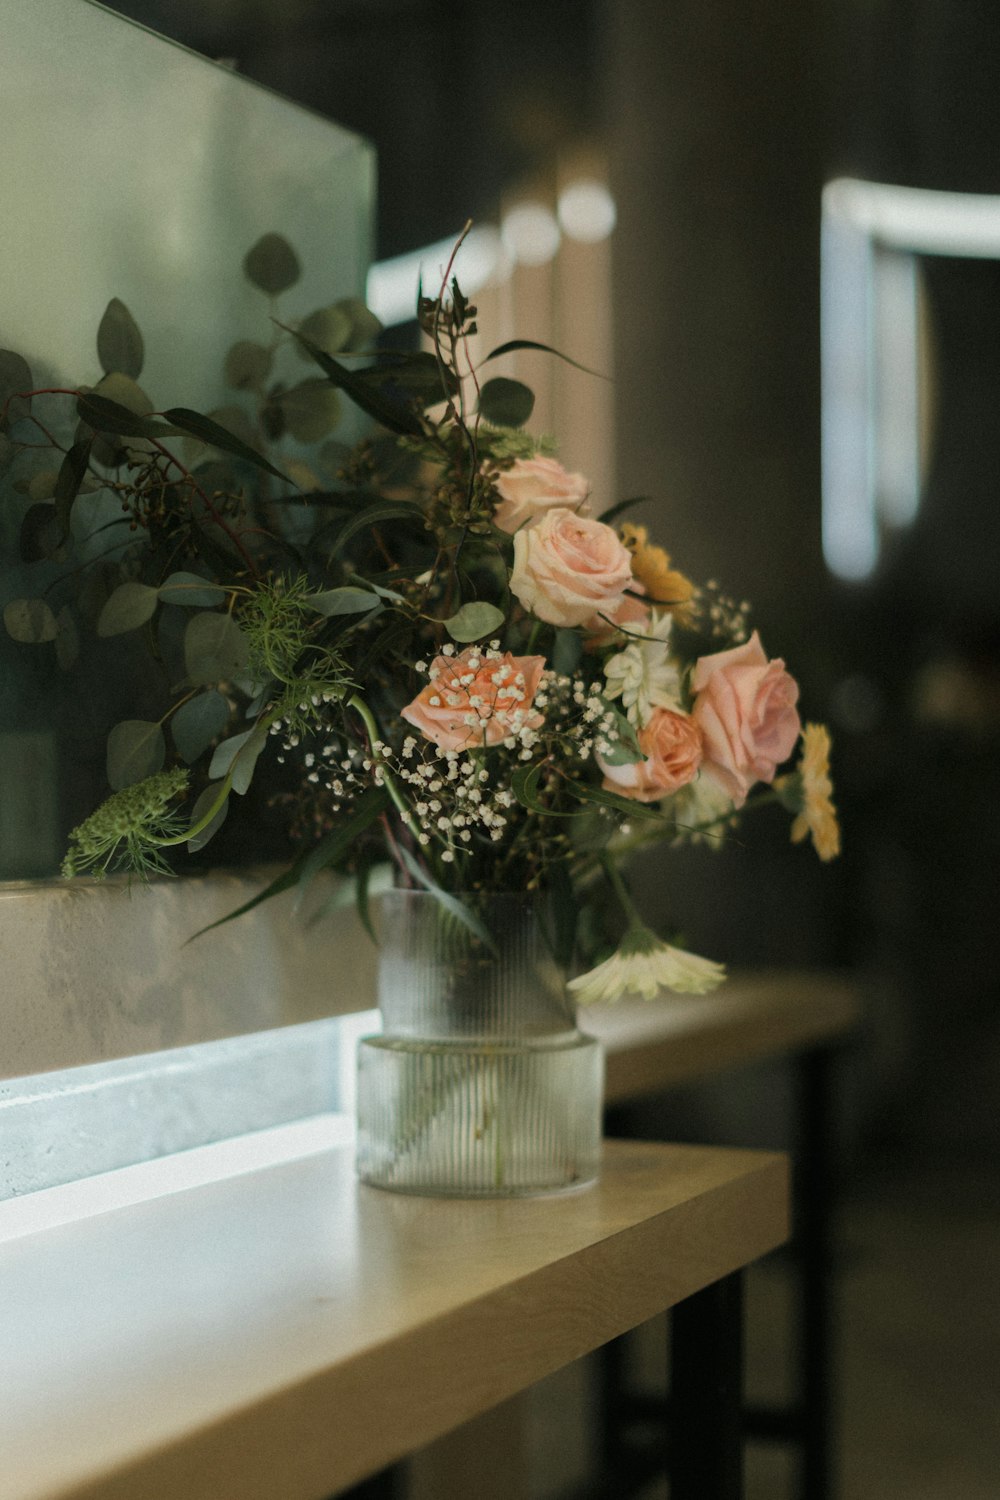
left=492, top=455, right=591, bottom=533
left=599, top=707, right=704, bottom=802
left=510, top=507, right=635, bottom=628
left=401, top=647, right=546, bottom=751
left=691, top=631, right=801, bottom=806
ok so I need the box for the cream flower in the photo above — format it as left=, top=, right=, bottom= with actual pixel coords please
left=602, top=613, right=682, bottom=726
left=569, top=927, right=726, bottom=1003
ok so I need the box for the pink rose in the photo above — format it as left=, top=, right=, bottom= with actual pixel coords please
left=691, top=631, right=800, bottom=806
left=401, top=647, right=546, bottom=751
left=510, top=507, right=635, bottom=628
left=599, top=707, right=704, bottom=802
left=492, top=456, right=591, bottom=533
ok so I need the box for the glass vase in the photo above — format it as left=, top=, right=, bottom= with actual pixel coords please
left=356, top=890, right=603, bottom=1196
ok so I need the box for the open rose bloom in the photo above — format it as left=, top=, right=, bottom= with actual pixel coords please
left=50, top=279, right=837, bottom=1005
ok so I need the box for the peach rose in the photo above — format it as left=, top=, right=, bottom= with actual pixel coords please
left=691, top=631, right=800, bottom=806
left=599, top=707, right=704, bottom=802
left=401, top=647, right=546, bottom=751
left=510, top=508, right=635, bottom=628
left=492, top=456, right=590, bottom=533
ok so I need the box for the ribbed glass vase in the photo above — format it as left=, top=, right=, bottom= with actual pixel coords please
left=356, top=890, right=603, bottom=1196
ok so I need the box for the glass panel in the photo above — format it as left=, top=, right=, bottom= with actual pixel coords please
left=0, top=0, right=374, bottom=876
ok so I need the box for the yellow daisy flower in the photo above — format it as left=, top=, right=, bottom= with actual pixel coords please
left=620, top=523, right=695, bottom=617
left=784, top=723, right=841, bottom=862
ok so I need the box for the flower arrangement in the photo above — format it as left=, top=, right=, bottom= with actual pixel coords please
left=0, top=228, right=838, bottom=1002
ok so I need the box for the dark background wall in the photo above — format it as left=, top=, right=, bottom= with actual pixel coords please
left=102, top=0, right=1000, bottom=1162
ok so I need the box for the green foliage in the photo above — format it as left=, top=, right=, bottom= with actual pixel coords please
left=242, top=233, right=301, bottom=296
left=444, top=600, right=505, bottom=643
left=97, top=299, right=144, bottom=380
left=478, top=376, right=535, bottom=428
left=62, top=768, right=189, bottom=879
left=4, top=597, right=57, bottom=643
left=106, top=719, right=166, bottom=790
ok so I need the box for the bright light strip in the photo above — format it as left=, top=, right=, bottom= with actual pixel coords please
left=366, top=225, right=507, bottom=327
left=0, top=1114, right=354, bottom=1245
left=557, top=180, right=617, bottom=243
left=824, top=177, right=1000, bottom=258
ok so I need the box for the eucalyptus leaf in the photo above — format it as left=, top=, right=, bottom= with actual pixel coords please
left=223, top=340, right=272, bottom=391
left=158, top=572, right=227, bottom=608
left=54, top=439, right=94, bottom=539
left=162, top=407, right=290, bottom=483
left=54, top=606, right=80, bottom=670
left=19, top=503, right=61, bottom=563
left=97, top=298, right=144, bottom=379
left=186, top=784, right=230, bottom=852
left=4, top=597, right=58, bottom=643
left=337, top=297, right=384, bottom=352
left=599, top=707, right=644, bottom=766
left=278, top=380, right=342, bottom=443
left=76, top=391, right=170, bottom=441
left=27, top=469, right=59, bottom=503
left=286, top=329, right=426, bottom=438
left=328, top=499, right=423, bottom=554
left=242, top=233, right=301, bottom=296
left=443, top=600, right=506, bottom=642
left=306, top=586, right=381, bottom=616
left=171, top=689, right=229, bottom=764
left=207, top=721, right=267, bottom=794
left=477, top=376, right=535, bottom=428
left=482, top=338, right=608, bottom=380
left=184, top=611, right=250, bottom=685
left=96, top=581, right=159, bottom=637
left=0, top=349, right=33, bottom=426
left=295, top=305, right=353, bottom=359
left=106, top=719, right=166, bottom=790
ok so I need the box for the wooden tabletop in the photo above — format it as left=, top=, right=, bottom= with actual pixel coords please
left=581, top=969, right=861, bottom=1105
left=1, top=1136, right=788, bottom=1500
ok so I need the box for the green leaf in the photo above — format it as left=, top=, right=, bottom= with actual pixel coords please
left=106, top=719, right=166, bottom=790
left=306, top=586, right=381, bottom=616
left=394, top=844, right=498, bottom=951
left=482, top=338, right=608, bottom=380
left=328, top=498, right=423, bottom=554
left=552, top=628, right=582, bottom=677
left=19, top=504, right=63, bottom=563
left=96, top=581, right=159, bottom=637
left=54, top=438, right=94, bottom=539
left=364, top=351, right=459, bottom=406
left=223, top=340, right=273, bottom=391
left=28, top=469, right=59, bottom=502
left=186, top=785, right=391, bottom=940
left=277, top=380, right=342, bottom=442
left=158, top=572, right=227, bottom=608
left=54, top=606, right=80, bottom=671
left=184, top=611, right=250, bottom=685
left=0, top=349, right=33, bottom=426
left=208, top=721, right=267, bottom=794
left=337, top=297, right=384, bottom=352
left=171, top=689, right=229, bottom=764
left=510, top=761, right=578, bottom=817
left=242, top=233, right=301, bottom=296
left=97, top=298, right=144, bottom=379
left=186, top=784, right=230, bottom=852
left=161, top=407, right=291, bottom=483
left=478, top=376, right=535, bottom=428
left=286, top=329, right=426, bottom=438
left=4, top=597, right=58, bottom=643
left=562, top=779, right=664, bottom=821
left=76, top=391, right=169, bottom=441
left=443, top=600, right=506, bottom=643
left=599, top=707, right=644, bottom=766
left=295, top=304, right=353, bottom=359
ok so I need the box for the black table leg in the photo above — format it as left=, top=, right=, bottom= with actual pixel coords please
left=670, top=1270, right=745, bottom=1500
left=796, top=1045, right=837, bottom=1500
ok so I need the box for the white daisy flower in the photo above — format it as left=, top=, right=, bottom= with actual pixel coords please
left=603, top=613, right=682, bottom=726
left=569, top=925, right=726, bottom=1004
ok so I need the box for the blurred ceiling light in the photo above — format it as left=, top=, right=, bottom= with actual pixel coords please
left=500, top=202, right=561, bottom=267
left=557, top=180, right=617, bottom=242
left=366, top=224, right=506, bottom=327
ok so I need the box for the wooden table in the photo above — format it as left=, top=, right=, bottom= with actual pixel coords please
left=0, top=1137, right=787, bottom=1500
